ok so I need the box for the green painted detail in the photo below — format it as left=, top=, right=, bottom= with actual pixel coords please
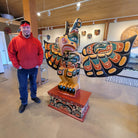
left=70, top=54, right=80, bottom=61
left=76, top=69, right=80, bottom=74
left=49, top=44, right=53, bottom=49
left=73, top=70, right=77, bottom=76
left=94, top=42, right=109, bottom=53
left=54, top=45, right=58, bottom=48
left=100, top=57, right=108, bottom=63
left=91, top=58, right=99, bottom=65
left=68, top=35, right=78, bottom=43
left=54, top=45, right=60, bottom=51
left=69, top=58, right=77, bottom=63
left=53, top=55, right=56, bottom=58
left=84, top=60, right=90, bottom=66
left=112, top=43, right=117, bottom=51
left=56, top=55, right=61, bottom=61
left=50, top=51, right=53, bottom=55
left=109, top=52, right=115, bottom=59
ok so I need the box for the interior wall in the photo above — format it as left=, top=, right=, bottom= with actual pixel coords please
left=42, top=24, right=105, bottom=51
left=107, top=20, right=138, bottom=41
left=42, top=28, right=65, bottom=44
left=42, top=20, right=138, bottom=51
left=79, top=24, right=105, bottom=51
left=0, top=22, right=19, bottom=48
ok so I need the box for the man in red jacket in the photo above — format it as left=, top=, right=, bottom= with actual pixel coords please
left=8, top=20, right=43, bottom=113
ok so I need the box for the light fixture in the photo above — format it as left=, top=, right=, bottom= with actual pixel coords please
left=77, top=2, right=81, bottom=7
left=93, top=21, right=95, bottom=25
left=38, top=14, right=138, bottom=30
left=5, top=16, right=24, bottom=26
left=38, top=0, right=90, bottom=16
left=76, top=2, right=81, bottom=11
left=48, top=10, right=51, bottom=16
left=37, top=12, right=41, bottom=16
left=114, top=18, right=117, bottom=23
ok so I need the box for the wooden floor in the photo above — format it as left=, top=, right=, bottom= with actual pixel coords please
left=0, top=61, right=138, bottom=138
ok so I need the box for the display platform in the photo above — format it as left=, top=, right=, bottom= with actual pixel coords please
left=48, top=86, right=91, bottom=122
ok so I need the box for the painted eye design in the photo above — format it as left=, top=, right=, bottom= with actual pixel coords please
left=71, top=37, right=78, bottom=42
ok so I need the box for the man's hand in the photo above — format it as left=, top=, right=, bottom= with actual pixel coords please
left=35, top=65, right=39, bottom=68
left=18, top=66, right=22, bottom=69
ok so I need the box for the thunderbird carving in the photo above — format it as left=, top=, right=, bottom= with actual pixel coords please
left=44, top=18, right=137, bottom=96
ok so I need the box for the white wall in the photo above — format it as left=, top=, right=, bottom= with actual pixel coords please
left=42, top=20, right=138, bottom=51
left=42, top=28, right=65, bottom=44
left=42, top=24, right=105, bottom=51
left=107, top=20, right=138, bottom=41
left=79, top=24, right=105, bottom=51
left=0, top=52, right=4, bottom=73
left=0, top=31, right=9, bottom=65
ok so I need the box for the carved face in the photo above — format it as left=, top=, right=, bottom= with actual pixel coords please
left=58, top=32, right=79, bottom=55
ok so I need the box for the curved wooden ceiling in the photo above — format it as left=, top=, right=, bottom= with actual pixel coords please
left=0, top=0, right=138, bottom=28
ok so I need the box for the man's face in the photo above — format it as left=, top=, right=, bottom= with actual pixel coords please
left=20, top=25, right=31, bottom=38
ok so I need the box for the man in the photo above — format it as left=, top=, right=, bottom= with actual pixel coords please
left=8, top=20, right=43, bottom=113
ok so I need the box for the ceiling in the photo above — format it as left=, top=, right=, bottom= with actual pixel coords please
left=0, top=0, right=138, bottom=28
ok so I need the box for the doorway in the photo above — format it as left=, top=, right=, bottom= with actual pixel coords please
left=0, top=31, right=9, bottom=64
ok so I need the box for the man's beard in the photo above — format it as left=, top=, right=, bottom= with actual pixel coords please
left=24, top=34, right=30, bottom=38
left=22, top=31, right=30, bottom=38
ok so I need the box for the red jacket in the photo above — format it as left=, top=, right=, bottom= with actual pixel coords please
left=8, top=32, right=43, bottom=69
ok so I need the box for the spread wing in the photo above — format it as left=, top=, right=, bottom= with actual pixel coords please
left=82, top=35, right=137, bottom=77
left=44, top=40, right=62, bottom=70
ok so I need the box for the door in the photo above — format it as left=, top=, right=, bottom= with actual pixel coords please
left=0, top=31, right=9, bottom=64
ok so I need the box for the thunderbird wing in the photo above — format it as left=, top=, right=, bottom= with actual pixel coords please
left=82, top=35, right=137, bottom=77
left=44, top=40, right=62, bottom=70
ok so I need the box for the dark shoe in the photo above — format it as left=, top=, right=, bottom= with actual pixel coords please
left=31, top=97, right=41, bottom=103
left=19, top=104, right=27, bottom=113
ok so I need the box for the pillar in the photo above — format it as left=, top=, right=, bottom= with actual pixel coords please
left=22, top=0, right=41, bottom=84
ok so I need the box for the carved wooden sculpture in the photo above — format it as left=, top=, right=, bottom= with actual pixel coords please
left=44, top=18, right=137, bottom=96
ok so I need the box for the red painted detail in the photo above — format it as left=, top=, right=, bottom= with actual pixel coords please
left=67, top=72, right=72, bottom=76
left=48, top=86, right=91, bottom=107
left=87, top=47, right=93, bottom=54
left=47, top=51, right=51, bottom=58
left=48, top=104, right=89, bottom=122
left=58, top=70, right=62, bottom=74
left=62, top=37, right=68, bottom=44
left=50, top=56, right=55, bottom=62
left=70, top=29, right=79, bottom=34
left=62, top=45, right=76, bottom=53
left=92, top=62, right=102, bottom=70
left=113, top=42, right=124, bottom=52
left=47, top=44, right=51, bottom=50
left=86, top=44, right=95, bottom=54
left=109, top=53, right=121, bottom=63
left=100, top=60, right=112, bottom=69
left=98, top=45, right=112, bottom=54
left=52, top=45, right=59, bottom=52
left=83, top=64, right=92, bottom=71
left=58, top=89, right=80, bottom=98
left=55, top=58, right=61, bottom=65
left=75, top=64, right=78, bottom=68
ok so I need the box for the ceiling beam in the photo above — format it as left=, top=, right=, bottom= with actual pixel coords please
left=0, top=17, right=20, bottom=26
left=38, top=15, right=138, bottom=33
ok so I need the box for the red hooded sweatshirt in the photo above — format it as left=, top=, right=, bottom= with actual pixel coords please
left=8, top=32, right=43, bottom=69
